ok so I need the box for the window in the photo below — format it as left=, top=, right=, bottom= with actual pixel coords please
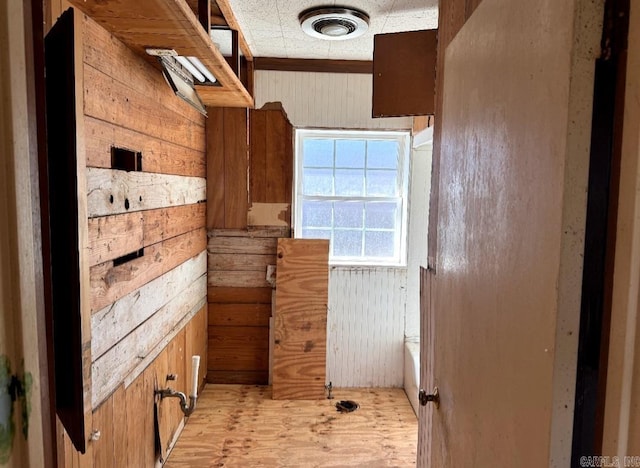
left=295, top=129, right=410, bottom=266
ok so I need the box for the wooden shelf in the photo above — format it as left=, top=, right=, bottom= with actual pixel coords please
left=68, top=0, right=253, bottom=108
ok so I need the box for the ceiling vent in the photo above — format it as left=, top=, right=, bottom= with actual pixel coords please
left=299, top=6, right=369, bottom=41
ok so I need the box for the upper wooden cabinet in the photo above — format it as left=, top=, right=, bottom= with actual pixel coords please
left=372, top=29, right=437, bottom=118
left=67, top=0, right=253, bottom=108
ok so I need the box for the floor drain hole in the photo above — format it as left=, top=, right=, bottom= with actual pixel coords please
left=336, top=400, right=359, bottom=413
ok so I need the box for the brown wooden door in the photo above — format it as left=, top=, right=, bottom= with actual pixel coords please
left=420, top=0, right=603, bottom=465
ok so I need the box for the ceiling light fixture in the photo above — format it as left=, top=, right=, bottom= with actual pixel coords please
left=299, top=6, right=369, bottom=41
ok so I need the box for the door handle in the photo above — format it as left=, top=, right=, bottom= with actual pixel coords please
left=418, top=387, right=439, bottom=409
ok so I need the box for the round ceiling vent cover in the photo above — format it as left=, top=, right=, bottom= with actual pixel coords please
left=299, top=6, right=369, bottom=41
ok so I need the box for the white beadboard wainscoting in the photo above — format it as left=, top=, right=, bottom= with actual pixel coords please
left=327, top=266, right=407, bottom=387
left=254, top=70, right=412, bottom=130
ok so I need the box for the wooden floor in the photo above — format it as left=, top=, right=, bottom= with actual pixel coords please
left=165, top=385, right=418, bottom=467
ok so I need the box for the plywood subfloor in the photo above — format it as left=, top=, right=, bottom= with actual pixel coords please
left=165, top=385, right=417, bottom=467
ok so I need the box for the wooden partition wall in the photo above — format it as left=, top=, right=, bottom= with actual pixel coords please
left=206, top=104, right=293, bottom=384
left=53, top=11, right=208, bottom=466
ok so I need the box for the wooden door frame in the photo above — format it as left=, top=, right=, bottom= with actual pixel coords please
left=571, top=0, right=629, bottom=463
left=599, top=0, right=640, bottom=458
left=0, top=0, right=56, bottom=465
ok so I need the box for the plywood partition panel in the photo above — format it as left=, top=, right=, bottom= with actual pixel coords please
left=272, top=239, right=329, bottom=400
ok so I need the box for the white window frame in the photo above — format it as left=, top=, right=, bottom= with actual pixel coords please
left=294, top=128, right=411, bottom=266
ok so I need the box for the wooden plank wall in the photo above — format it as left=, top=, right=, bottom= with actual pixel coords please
left=207, top=227, right=289, bottom=384
left=206, top=107, right=248, bottom=230
left=56, top=12, right=208, bottom=466
left=206, top=105, right=293, bottom=384
left=249, top=102, right=293, bottom=206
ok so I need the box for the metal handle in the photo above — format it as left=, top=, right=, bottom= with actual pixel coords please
left=418, top=387, right=439, bottom=409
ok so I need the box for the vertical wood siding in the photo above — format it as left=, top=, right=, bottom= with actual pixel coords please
left=254, top=70, right=412, bottom=130
left=327, top=267, right=407, bottom=387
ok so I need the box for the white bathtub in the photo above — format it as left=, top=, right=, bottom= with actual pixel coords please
left=403, top=340, right=420, bottom=416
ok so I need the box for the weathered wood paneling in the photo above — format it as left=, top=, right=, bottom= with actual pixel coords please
left=208, top=252, right=276, bottom=271
left=69, top=0, right=254, bottom=108
left=84, top=117, right=205, bottom=178
left=205, top=107, right=248, bottom=229
left=206, top=227, right=278, bottom=386
left=124, top=303, right=207, bottom=390
left=83, top=64, right=205, bottom=151
left=249, top=105, right=293, bottom=205
left=86, top=168, right=205, bottom=217
left=54, top=11, right=208, bottom=465
left=209, top=303, right=271, bottom=327
left=208, top=286, right=273, bottom=304
left=92, top=251, right=206, bottom=359
left=185, top=305, right=208, bottom=393
left=273, top=239, right=329, bottom=400
left=90, top=228, right=206, bottom=312
left=206, top=107, right=226, bottom=229
left=81, top=15, right=205, bottom=126
left=223, top=108, right=249, bottom=229
left=208, top=270, right=270, bottom=288
left=154, top=328, right=187, bottom=462
left=208, top=226, right=291, bottom=238
left=208, top=326, right=269, bottom=371
left=208, top=235, right=277, bottom=254
left=92, top=276, right=206, bottom=406
left=88, top=203, right=204, bottom=267
left=123, top=365, right=155, bottom=467
left=85, top=322, right=205, bottom=467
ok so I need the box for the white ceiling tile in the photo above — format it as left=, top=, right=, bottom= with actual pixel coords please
left=391, top=0, right=439, bottom=13
left=382, top=14, right=438, bottom=33
left=228, top=0, right=439, bottom=60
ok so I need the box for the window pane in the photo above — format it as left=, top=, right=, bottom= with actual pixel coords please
left=296, top=130, right=409, bottom=264
left=304, top=139, right=334, bottom=167
left=365, top=231, right=395, bottom=257
left=365, top=202, right=397, bottom=229
left=334, top=202, right=364, bottom=228
left=302, top=200, right=332, bottom=228
left=302, top=228, right=331, bottom=240
left=333, top=229, right=362, bottom=257
left=366, top=170, right=397, bottom=196
left=336, top=140, right=365, bottom=168
left=303, top=168, right=333, bottom=195
left=335, top=169, right=364, bottom=196
left=367, top=140, right=399, bottom=169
